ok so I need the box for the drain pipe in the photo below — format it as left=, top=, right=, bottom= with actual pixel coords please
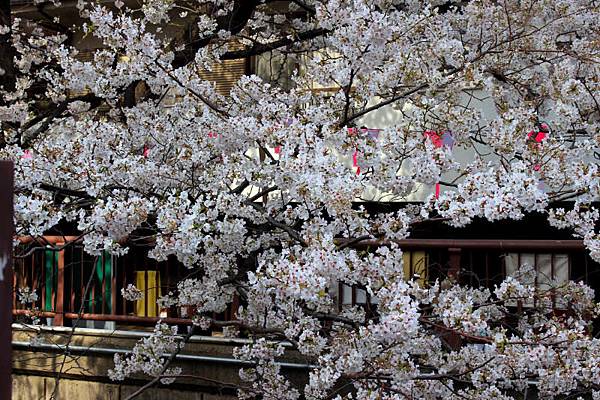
left=12, top=341, right=316, bottom=370
left=12, top=323, right=294, bottom=347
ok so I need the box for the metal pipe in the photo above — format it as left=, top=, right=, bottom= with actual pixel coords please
left=12, top=323, right=290, bottom=346
left=12, top=341, right=315, bottom=369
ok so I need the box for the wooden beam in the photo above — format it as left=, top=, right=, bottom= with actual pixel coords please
left=0, top=161, right=14, bottom=400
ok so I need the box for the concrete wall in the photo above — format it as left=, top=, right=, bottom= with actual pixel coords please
left=12, top=325, right=308, bottom=400
left=13, top=374, right=236, bottom=400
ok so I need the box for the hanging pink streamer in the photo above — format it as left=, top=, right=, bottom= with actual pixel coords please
left=350, top=127, right=381, bottom=175
left=423, top=130, right=454, bottom=198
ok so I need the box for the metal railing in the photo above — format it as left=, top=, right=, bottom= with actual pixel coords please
left=12, top=237, right=598, bottom=330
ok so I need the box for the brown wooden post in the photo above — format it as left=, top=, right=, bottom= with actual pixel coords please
left=230, top=294, right=240, bottom=321
left=0, top=161, right=14, bottom=399
left=446, top=246, right=463, bottom=349
left=111, top=254, right=117, bottom=317
left=54, top=244, right=65, bottom=326
left=448, top=247, right=461, bottom=280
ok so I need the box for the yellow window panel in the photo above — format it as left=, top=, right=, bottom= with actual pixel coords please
left=134, top=270, right=162, bottom=317
left=402, top=251, right=427, bottom=286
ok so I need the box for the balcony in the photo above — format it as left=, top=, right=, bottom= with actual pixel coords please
left=11, top=236, right=598, bottom=332
left=12, top=236, right=237, bottom=331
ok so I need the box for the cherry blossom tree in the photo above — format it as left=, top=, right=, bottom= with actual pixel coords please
left=3, top=0, right=600, bottom=399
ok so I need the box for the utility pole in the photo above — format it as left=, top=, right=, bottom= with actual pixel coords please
left=0, top=161, right=14, bottom=399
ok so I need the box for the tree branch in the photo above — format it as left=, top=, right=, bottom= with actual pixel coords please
left=220, top=28, right=329, bottom=60
left=124, top=328, right=196, bottom=400
left=172, top=0, right=261, bottom=69
left=244, top=201, right=308, bottom=246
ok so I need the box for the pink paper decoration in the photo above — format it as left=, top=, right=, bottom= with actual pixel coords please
left=424, top=130, right=443, bottom=148
left=352, top=150, right=360, bottom=175
left=527, top=123, right=550, bottom=174
left=423, top=130, right=454, bottom=198
left=527, top=130, right=546, bottom=143
left=349, top=127, right=381, bottom=175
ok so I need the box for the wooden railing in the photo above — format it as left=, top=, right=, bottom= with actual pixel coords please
left=13, top=236, right=237, bottom=330
left=12, top=237, right=597, bottom=330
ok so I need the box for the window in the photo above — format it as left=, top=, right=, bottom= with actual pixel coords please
left=504, top=252, right=569, bottom=307
left=338, top=250, right=428, bottom=308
